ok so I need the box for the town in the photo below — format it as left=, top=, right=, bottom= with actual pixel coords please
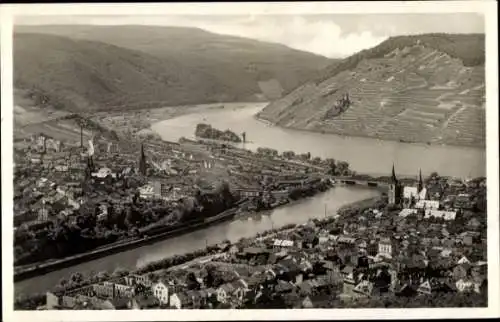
left=13, top=121, right=488, bottom=310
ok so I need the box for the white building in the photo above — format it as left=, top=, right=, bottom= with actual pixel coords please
left=92, top=167, right=116, bottom=179
left=273, top=239, right=294, bottom=248
left=378, top=238, right=393, bottom=258
left=152, top=280, right=170, bottom=305
left=424, top=209, right=457, bottom=221
left=415, top=200, right=440, bottom=210
left=399, top=208, right=418, bottom=218
left=403, top=186, right=427, bottom=200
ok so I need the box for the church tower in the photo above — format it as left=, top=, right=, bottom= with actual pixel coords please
left=388, top=164, right=401, bottom=205
left=418, top=169, right=423, bottom=193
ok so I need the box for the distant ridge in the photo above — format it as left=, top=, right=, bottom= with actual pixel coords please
left=14, top=25, right=334, bottom=111
left=258, top=33, right=485, bottom=147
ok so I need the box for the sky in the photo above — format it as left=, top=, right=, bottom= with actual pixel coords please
left=15, top=13, right=485, bottom=58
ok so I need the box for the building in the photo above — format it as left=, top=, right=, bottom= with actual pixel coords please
left=424, top=209, right=457, bottom=221
left=216, top=283, right=235, bottom=304
left=378, top=238, right=393, bottom=258
left=399, top=208, right=418, bottom=218
left=454, top=194, right=474, bottom=210
left=415, top=200, right=440, bottom=210
left=388, top=165, right=402, bottom=205
left=234, top=188, right=262, bottom=199
left=152, top=280, right=171, bottom=305
left=169, top=292, right=192, bottom=309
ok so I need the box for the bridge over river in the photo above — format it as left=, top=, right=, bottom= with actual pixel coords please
left=333, top=176, right=392, bottom=189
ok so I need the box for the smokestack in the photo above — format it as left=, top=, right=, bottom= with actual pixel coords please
left=80, top=125, right=83, bottom=149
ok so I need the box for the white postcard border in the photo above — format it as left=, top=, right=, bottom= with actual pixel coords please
left=1, top=1, right=499, bottom=321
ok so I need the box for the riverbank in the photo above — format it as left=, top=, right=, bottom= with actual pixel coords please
left=14, top=198, right=251, bottom=282
left=254, top=114, right=486, bottom=150
left=14, top=172, right=333, bottom=282
left=15, top=186, right=381, bottom=297
left=89, top=102, right=263, bottom=139
left=15, top=190, right=382, bottom=309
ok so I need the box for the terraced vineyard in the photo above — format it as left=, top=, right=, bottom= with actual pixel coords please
left=258, top=35, right=485, bottom=147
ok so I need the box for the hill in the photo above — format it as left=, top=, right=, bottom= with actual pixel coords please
left=14, top=25, right=333, bottom=109
left=257, top=33, right=486, bottom=147
left=13, top=88, right=116, bottom=144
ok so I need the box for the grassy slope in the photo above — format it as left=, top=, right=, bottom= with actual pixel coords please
left=14, top=25, right=333, bottom=109
left=258, top=33, right=486, bottom=147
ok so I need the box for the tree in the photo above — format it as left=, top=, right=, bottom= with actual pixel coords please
left=186, top=272, right=201, bottom=290
left=337, top=161, right=350, bottom=176
left=70, top=272, right=84, bottom=284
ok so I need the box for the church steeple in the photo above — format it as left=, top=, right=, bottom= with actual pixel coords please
left=418, top=169, right=423, bottom=192
left=391, top=163, right=398, bottom=183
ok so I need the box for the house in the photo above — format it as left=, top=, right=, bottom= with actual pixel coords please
left=399, top=208, right=418, bottom=218
left=228, top=245, right=240, bottom=256
left=341, top=265, right=356, bottom=284
left=453, top=263, right=470, bottom=281
left=216, top=283, right=235, bottom=304
left=169, top=292, right=192, bottom=309
left=152, top=280, right=171, bottom=305
left=114, top=283, right=135, bottom=298
left=234, top=188, right=261, bottom=198
left=318, top=236, right=329, bottom=245
left=92, top=167, right=116, bottom=179
left=337, top=236, right=356, bottom=245
left=352, top=280, right=374, bottom=298
left=125, top=274, right=152, bottom=287
left=424, top=209, right=457, bottom=221
left=301, top=296, right=314, bottom=308
left=455, top=279, right=474, bottom=293
left=273, top=239, right=294, bottom=249
left=415, top=199, right=440, bottom=209
left=378, top=237, right=393, bottom=258
left=356, top=239, right=368, bottom=251
left=440, top=248, right=453, bottom=258
left=454, top=194, right=474, bottom=209
left=417, top=280, right=432, bottom=295
left=457, top=256, right=471, bottom=265
left=232, top=279, right=250, bottom=303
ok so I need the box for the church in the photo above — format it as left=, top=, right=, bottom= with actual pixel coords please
left=388, top=165, right=426, bottom=206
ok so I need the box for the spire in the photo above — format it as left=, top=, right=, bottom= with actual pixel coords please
left=80, top=125, right=83, bottom=149
left=418, top=169, right=423, bottom=192
left=391, top=163, right=398, bottom=183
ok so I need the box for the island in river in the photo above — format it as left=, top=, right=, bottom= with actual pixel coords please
left=195, top=123, right=242, bottom=143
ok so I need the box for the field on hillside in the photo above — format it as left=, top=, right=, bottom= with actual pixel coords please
left=258, top=34, right=486, bottom=147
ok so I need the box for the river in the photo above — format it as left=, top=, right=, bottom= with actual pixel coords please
left=151, top=103, right=485, bottom=178
left=15, top=102, right=485, bottom=295
left=15, top=186, right=379, bottom=296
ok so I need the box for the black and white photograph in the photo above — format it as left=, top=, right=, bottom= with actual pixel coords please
left=1, top=1, right=499, bottom=321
